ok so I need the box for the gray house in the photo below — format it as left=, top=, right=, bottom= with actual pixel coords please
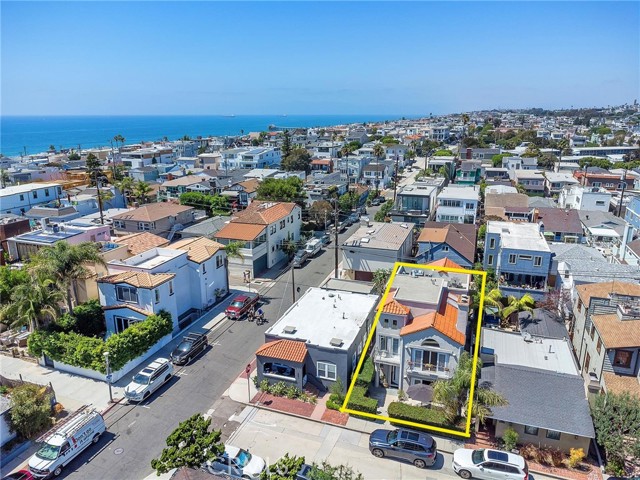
left=255, top=287, right=378, bottom=393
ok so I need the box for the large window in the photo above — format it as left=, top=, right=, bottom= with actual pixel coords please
left=524, top=425, right=539, bottom=436
left=614, top=350, right=633, bottom=368
left=546, top=430, right=561, bottom=440
left=317, top=361, right=337, bottom=380
left=116, top=285, right=138, bottom=303
left=114, top=316, right=141, bottom=333
left=138, top=222, right=155, bottom=231
left=263, top=362, right=295, bottom=379
left=216, top=255, right=224, bottom=269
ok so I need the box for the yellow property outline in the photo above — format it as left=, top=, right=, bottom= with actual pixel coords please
left=340, top=261, right=487, bottom=438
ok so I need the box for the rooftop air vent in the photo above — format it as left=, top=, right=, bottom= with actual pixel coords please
left=283, top=326, right=297, bottom=334
left=400, top=223, right=408, bottom=229
left=522, top=332, right=533, bottom=343
left=330, top=337, right=343, bottom=347
left=361, top=237, right=370, bottom=243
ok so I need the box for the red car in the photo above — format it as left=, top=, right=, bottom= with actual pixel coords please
left=2, top=470, right=35, bottom=480
left=224, top=292, right=260, bottom=320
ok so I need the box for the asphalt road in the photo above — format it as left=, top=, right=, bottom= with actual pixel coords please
left=60, top=219, right=371, bottom=480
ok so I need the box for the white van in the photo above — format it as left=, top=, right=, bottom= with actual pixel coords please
left=305, top=238, right=322, bottom=257
left=29, top=406, right=106, bottom=478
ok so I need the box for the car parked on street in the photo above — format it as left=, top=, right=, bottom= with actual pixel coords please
left=304, top=238, right=322, bottom=257
left=205, top=445, right=266, bottom=479
left=371, top=197, right=382, bottom=206
left=225, top=292, right=260, bottom=320
left=124, top=358, right=173, bottom=402
left=292, top=249, right=309, bottom=268
left=316, top=233, right=331, bottom=245
left=452, top=448, right=529, bottom=480
left=368, top=428, right=437, bottom=468
left=170, top=332, right=208, bottom=365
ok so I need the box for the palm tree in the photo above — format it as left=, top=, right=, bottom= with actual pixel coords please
left=223, top=241, right=245, bottom=262
left=372, top=144, right=385, bottom=194
left=116, top=176, right=135, bottom=207
left=372, top=268, right=392, bottom=296
left=501, top=293, right=535, bottom=328
left=133, top=181, right=153, bottom=204
left=30, top=241, right=106, bottom=313
left=0, top=273, right=63, bottom=331
left=482, top=288, right=503, bottom=316
left=433, top=352, right=507, bottom=425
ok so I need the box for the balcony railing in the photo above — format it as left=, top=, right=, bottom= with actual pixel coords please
left=406, top=361, right=450, bottom=377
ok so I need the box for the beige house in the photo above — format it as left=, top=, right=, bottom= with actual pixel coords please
left=112, top=203, right=195, bottom=238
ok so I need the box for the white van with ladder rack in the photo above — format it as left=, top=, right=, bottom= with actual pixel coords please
left=28, top=405, right=106, bottom=478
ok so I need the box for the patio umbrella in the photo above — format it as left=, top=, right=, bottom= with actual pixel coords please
left=406, top=384, right=434, bottom=404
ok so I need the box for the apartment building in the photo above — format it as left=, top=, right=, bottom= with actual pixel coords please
left=0, top=183, right=64, bottom=215
left=435, top=185, right=480, bottom=224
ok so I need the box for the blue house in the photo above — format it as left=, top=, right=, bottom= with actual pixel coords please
left=483, top=221, right=552, bottom=300
left=625, top=196, right=640, bottom=232
left=416, top=222, right=477, bottom=268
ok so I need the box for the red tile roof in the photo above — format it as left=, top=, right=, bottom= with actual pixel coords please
left=256, top=339, right=308, bottom=363
left=427, top=258, right=464, bottom=270
left=400, top=301, right=465, bottom=345
left=233, top=201, right=297, bottom=225
left=381, top=298, right=411, bottom=315
left=214, top=222, right=266, bottom=241
left=102, top=304, right=153, bottom=316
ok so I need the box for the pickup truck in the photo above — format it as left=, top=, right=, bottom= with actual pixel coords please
left=225, top=292, right=260, bottom=320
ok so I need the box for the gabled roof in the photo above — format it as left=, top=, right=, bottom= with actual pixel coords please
left=427, top=258, right=463, bottom=270
left=536, top=207, right=582, bottom=235
left=591, top=313, right=640, bottom=348
left=256, top=339, right=308, bottom=363
left=576, top=281, right=640, bottom=305
left=214, top=222, right=266, bottom=241
left=169, top=237, right=224, bottom=263
left=160, top=175, right=211, bottom=188
left=417, top=222, right=477, bottom=264
left=400, top=302, right=465, bottom=345
left=237, top=178, right=261, bottom=193
left=98, top=271, right=175, bottom=288
left=381, top=298, right=410, bottom=315
left=112, top=203, right=193, bottom=222
left=232, top=201, right=297, bottom=225
left=115, top=232, right=170, bottom=255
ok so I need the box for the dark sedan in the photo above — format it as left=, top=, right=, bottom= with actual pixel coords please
left=170, top=332, right=208, bottom=365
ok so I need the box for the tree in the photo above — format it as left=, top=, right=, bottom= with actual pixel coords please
left=537, top=152, right=558, bottom=170
left=521, top=145, right=540, bottom=158
left=116, top=176, right=135, bottom=207
left=537, top=289, right=571, bottom=318
left=0, top=272, right=63, bottom=331
left=491, top=153, right=510, bottom=168
left=372, top=268, right=392, bottom=295
left=433, top=352, right=507, bottom=424
left=438, top=165, right=450, bottom=180
left=150, top=413, right=224, bottom=475
left=501, top=293, right=535, bottom=327
left=256, top=177, right=305, bottom=204
left=31, top=241, right=106, bottom=313
left=372, top=144, right=385, bottom=160
left=224, top=241, right=245, bottom=261
left=591, top=392, right=640, bottom=474
left=578, top=156, right=612, bottom=170
left=374, top=200, right=393, bottom=222
left=338, top=192, right=357, bottom=212
left=281, top=130, right=292, bottom=159
left=308, top=461, right=364, bottom=480
left=9, top=383, right=52, bottom=438
left=434, top=149, right=454, bottom=156
left=85, top=153, right=101, bottom=175
left=133, top=181, right=153, bottom=204
left=68, top=152, right=81, bottom=161
left=482, top=288, right=503, bottom=317
left=261, top=454, right=306, bottom=480
left=0, top=169, right=9, bottom=188
left=49, top=145, right=56, bottom=152
left=478, top=224, right=487, bottom=241
left=282, top=148, right=312, bottom=173
left=0, top=265, right=29, bottom=306
left=309, top=201, right=332, bottom=227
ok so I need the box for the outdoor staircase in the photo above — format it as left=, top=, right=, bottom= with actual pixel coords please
left=471, top=430, right=497, bottom=448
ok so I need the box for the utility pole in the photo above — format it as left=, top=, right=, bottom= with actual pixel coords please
left=618, top=169, right=627, bottom=217
left=334, top=199, right=339, bottom=279
left=392, top=154, right=400, bottom=206
left=291, top=257, right=296, bottom=303
left=95, top=171, right=105, bottom=225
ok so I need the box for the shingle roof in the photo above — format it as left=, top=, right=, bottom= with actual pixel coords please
left=98, top=271, right=175, bottom=288
left=160, top=175, right=211, bottom=187
left=214, top=222, right=266, bottom=241
left=169, top=236, right=224, bottom=263
left=518, top=309, right=568, bottom=339
left=237, top=178, right=261, bottom=193
left=256, top=339, right=308, bottom=363
left=102, top=304, right=153, bottom=316
left=576, top=282, right=640, bottom=305
left=602, top=371, right=640, bottom=398
left=591, top=313, right=640, bottom=348
left=112, top=203, right=193, bottom=222
left=417, top=222, right=477, bottom=264
left=536, top=207, right=582, bottom=234
left=232, top=202, right=297, bottom=225
left=400, top=301, right=465, bottom=345
left=381, top=298, right=410, bottom=315
left=115, top=232, right=170, bottom=255
left=481, top=364, right=595, bottom=438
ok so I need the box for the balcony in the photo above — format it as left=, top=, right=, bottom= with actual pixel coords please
left=406, top=361, right=451, bottom=378
left=374, top=350, right=401, bottom=365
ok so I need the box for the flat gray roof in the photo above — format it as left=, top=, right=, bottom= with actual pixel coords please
left=266, top=287, right=378, bottom=350
left=438, top=185, right=480, bottom=201
left=486, top=221, right=550, bottom=252
left=343, top=221, right=414, bottom=250
left=390, top=272, right=446, bottom=306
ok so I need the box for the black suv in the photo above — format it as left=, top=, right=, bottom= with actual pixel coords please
left=170, top=332, right=208, bottom=365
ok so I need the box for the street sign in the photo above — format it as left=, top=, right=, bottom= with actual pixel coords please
left=245, top=364, right=251, bottom=375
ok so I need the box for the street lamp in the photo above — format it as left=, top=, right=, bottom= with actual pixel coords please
left=104, top=351, right=113, bottom=403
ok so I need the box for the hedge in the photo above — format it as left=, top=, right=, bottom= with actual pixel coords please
left=326, top=393, right=342, bottom=411
left=28, top=311, right=173, bottom=373
left=387, top=402, right=451, bottom=429
left=355, top=357, right=375, bottom=388
left=346, top=386, right=378, bottom=415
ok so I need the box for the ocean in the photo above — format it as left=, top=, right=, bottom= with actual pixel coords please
left=0, top=114, right=418, bottom=157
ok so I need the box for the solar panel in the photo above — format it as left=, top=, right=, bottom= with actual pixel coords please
left=487, top=450, right=509, bottom=462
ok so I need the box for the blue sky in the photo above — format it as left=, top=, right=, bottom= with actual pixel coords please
left=2, top=1, right=638, bottom=115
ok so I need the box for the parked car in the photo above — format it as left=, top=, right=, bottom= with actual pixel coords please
left=124, top=358, right=173, bottom=402
left=225, top=292, right=260, bottom=320
left=452, top=448, right=529, bottom=480
left=304, top=238, right=322, bottom=257
left=371, top=197, right=382, bottom=206
left=170, top=332, right=208, bottom=365
left=347, top=213, right=360, bottom=224
left=292, top=249, right=309, bottom=268
left=28, top=407, right=105, bottom=478
left=369, top=428, right=437, bottom=468
left=316, top=233, right=331, bottom=245
left=2, top=472, right=34, bottom=480
left=205, top=445, right=266, bottom=479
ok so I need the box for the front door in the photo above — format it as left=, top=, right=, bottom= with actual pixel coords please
left=390, top=365, right=399, bottom=387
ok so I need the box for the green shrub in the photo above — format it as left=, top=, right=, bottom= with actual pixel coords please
left=355, top=358, right=374, bottom=388
left=326, top=393, right=343, bottom=411
left=387, top=402, right=451, bottom=429
left=346, top=386, right=377, bottom=415
left=285, top=385, right=299, bottom=399
left=9, top=384, right=52, bottom=438
left=270, top=382, right=288, bottom=397
left=259, top=379, right=271, bottom=393
left=28, top=311, right=173, bottom=373
left=502, top=427, right=519, bottom=451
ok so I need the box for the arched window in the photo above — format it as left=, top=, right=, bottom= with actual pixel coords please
left=421, top=339, right=440, bottom=348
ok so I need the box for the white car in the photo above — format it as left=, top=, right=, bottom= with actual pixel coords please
left=124, top=358, right=173, bottom=402
left=452, top=448, right=529, bottom=480
left=205, top=445, right=266, bottom=479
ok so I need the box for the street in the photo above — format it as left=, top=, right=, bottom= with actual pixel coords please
left=58, top=219, right=369, bottom=480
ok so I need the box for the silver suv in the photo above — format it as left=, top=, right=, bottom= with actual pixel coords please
left=453, top=448, right=529, bottom=480
left=369, top=428, right=437, bottom=468
left=124, top=358, right=174, bottom=402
